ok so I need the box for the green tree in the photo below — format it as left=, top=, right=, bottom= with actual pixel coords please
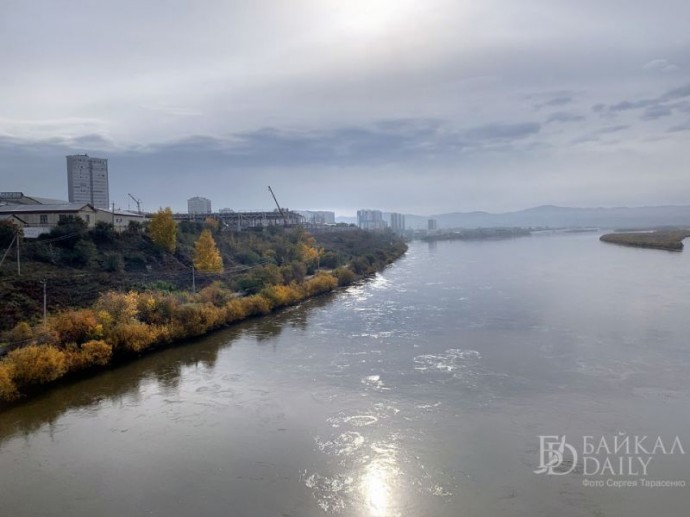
left=149, top=208, right=178, bottom=253
left=0, top=221, right=18, bottom=248
left=194, top=229, right=223, bottom=272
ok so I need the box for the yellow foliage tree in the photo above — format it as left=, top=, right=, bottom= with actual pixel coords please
left=149, top=207, right=178, bottom=253
left=204, top=217, right=220, bottom=232
left=194, top=229, right=223, bottom=272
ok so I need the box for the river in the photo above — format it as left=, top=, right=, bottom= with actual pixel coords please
left=1, top=232, right=689, bottom=516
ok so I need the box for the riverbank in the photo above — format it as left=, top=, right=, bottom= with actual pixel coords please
left=599, top=230, right=690, bottom=251
left=0, top=227, right=407, bottom=404
left=421, top=227, right=531, bottom=242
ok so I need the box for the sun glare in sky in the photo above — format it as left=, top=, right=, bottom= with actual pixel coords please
left=330, top=0, right=417, bottom=36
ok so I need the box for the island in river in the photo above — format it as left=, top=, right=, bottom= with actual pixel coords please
left=599, top=229, right=690, bottom=251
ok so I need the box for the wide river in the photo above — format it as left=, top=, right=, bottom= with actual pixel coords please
left=1, top=233, right=690, bottom=516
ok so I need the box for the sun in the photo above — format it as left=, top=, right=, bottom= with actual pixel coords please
left=331, top=0, right=415, bottom=37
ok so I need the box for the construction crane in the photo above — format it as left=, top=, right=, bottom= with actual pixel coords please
left=267, top=186, right=288, bottom=226
left=128, top=193, right=142, bottom=214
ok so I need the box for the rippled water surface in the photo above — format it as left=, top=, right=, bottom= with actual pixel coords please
left=2, top=233, right=690, bottom=516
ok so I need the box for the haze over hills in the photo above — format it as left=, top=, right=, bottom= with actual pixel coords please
left=337, top=206, right=690, bottom=230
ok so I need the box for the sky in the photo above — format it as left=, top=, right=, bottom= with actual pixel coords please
left=1, top=0, right=689, bottom=216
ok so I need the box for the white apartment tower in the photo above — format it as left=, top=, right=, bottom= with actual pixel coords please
left=188, top=196, right=212, bottom=215
left=357, top=209, right=386, bottom=231
left=390, top=212, right=405, bottom=235
left=66, top=154, right=110, bottom=209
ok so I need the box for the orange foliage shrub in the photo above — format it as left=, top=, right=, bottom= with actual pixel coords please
left=261, top=284, right=304, bottom=308
left=240, top=295, right=272, bottom=317
left=0, top=362, right=18, bottom=401
left=224, top=299, right=247, bottom=323
left=51, top=309, right=103, bottom=344
left=108, top=321, right=159, bottom=353
left=83, top=340, right=113, bottom=365
left=66, top=340, right=113, bottom=371
left=173, top=303, right=226, bottom=336
left=33, top=325, right=60, bottom=347
left=198, top=282, right=232, bottom=306
left=303, top=273, right=338, bottom=296
left=94, top=291, right=139, bottom=323
left=7, top=321, right=33, bottom=343
left=136, top=292, right=177, bottom=325
left=7, top=345, right=68, bottom=385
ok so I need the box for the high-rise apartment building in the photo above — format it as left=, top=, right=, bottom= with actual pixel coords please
left=357, top=209, right=386, bottom=231
left=188, top=196, right=212, bottom=215
left=66, top=154, right=110, bottom=209
left=390, top=212, right=405, bottom=235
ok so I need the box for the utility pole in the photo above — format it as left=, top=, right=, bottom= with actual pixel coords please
left=43, top=279, right=47, bottom=326
left=112, top=202, right=116, bottom=225
left=16, top=230, right=20, bottom=276
left=192, top=266, right=196, bottom=294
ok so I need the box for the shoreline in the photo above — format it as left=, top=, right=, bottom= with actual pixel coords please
left=0, top=246, right=407, bottom=407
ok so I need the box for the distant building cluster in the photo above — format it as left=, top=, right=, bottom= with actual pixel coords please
left=4, top=153, right=349, bottom=236
left=188, top=196, right=212, bottom=215
left=297, top=210, right=336, bottom=225
left=428, top=219, right=438, bottom=231
left=357, top=209, right=387, bottom=231
left=66, top=154, right=109, bottom=209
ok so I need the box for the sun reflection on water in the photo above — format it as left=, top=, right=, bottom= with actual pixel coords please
left=360, top=443, right=401, bottom=516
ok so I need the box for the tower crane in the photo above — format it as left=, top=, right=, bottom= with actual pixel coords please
left=128, top=193, right=142, bottom=214
left=267, top=186, right=288, bottom=226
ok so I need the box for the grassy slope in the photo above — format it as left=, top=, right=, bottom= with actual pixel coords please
left=0, top=224, right=406, bottom=332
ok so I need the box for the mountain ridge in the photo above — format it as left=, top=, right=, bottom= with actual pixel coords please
left=337, top=205, right=690, bottom=230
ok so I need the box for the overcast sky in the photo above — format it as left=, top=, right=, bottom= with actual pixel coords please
left=1, top=0, right=689, bottom=216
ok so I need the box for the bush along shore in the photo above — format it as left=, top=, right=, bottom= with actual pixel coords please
left=0, top=221, right=407, bottom=404
left=599, top=229, right=690, bottom=251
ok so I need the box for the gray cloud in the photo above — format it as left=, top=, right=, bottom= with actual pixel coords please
left=546, top=112, right=585, bottom=124
left=534, top=96, right=574, bottom=110
left=465, top=123, right=541, bottom=142
left=599, top=125, right=630, bottom=134
left=606, top=83, right=690, bottom=114
left=2, top=0, right=690, bottom=214
left=641, top=106, right=673, bottom=121
left=643, top=59, right=681, bottom=73
left=668, top=120, right=690, bottom=133
left=609, top=99, right=656, bottom=112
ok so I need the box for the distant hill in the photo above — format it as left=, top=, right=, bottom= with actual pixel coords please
left=430, top=205, right=690, bottom=230
left=340, top=206, right=690, bottom=230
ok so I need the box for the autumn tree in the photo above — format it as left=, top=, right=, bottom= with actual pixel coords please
left=194, top=229, right=223, bottom=272
left=149, top=207, right=178, bottom=253
left=204, top=217, right=220, bottom=232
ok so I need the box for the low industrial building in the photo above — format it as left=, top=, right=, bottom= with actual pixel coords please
left=0, top=203, right=98, bottom=237
left=0, top=192, right=69, bottom=206
left=95, top=208, right=145, bottom=232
